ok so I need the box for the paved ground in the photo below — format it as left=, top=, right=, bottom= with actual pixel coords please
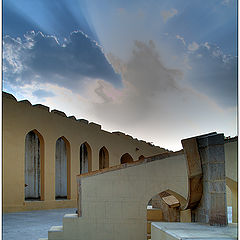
left=3, top=208, right=76, bottom=240
left=152, top=222, right=238, bottom=239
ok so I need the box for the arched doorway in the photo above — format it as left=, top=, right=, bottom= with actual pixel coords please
left=55, top=136, right=70, bottom=199
left=25, top=130, right=44, bottom=200
left=99, top=146, right=109, bottom=169
left=80, top=142, right=92, bottom=174
left=120, top=153, right=133, bottom=164
left=147, top=190, right=184, bottom=239
left=139, top=155, right=145, bottom=161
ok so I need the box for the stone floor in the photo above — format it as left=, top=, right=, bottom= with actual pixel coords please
left=3, top=208, right=75, bottom=240
left=151, top=222, right=238, bottom=240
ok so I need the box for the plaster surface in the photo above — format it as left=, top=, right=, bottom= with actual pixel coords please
left=3, top=208, right=75, bottom=240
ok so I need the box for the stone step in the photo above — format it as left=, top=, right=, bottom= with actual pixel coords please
left=48, top=226, right=63, bottom=240
left=62, top=213, right=78, bottom=228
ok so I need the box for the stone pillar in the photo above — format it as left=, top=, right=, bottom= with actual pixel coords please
left=194, top=133, right=227, bottom=226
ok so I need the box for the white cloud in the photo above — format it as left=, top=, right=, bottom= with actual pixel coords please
left=161, top=8, right=178, bottom=23
left=188, top=42, right=199, bottom=51
left=204, top=42, right=210, bottom=50
left=176, top=35, right=186, bottom=46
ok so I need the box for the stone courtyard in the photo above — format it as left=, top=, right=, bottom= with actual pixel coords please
left=3, top=208, right=75, bottom=240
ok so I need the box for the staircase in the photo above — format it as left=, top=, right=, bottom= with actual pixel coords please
left=39, top=213, right=77, bottom=240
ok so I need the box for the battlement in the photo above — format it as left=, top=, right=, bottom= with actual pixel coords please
left=2, top=91, right=166, bottom=151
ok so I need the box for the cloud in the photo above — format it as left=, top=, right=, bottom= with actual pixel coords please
left=5, top=39, right=237, bottom=151
left=3, top=31, right=122, bottom=93
left=161, top=8, right=178, bottom=23
left=32, top=89, right=55, bottom=98
left=188, top=42, right=199, bottom=51
left=185, top=43, right=237, bottom=107
left=176, top=35, right=186, bottom=46
left=154, top=33, right=236, bottom=108
left=86, top=40, right=236, bottom=150
left=89, top=40, right=183, bottom=124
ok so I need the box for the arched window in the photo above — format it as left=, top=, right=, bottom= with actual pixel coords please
left=139, top=155, right=145, bottom=161
left=25, top=130, right=44, bottom=200
left=55, top=136, right=70, bottom=199
left=99, top=146, right=109, bottom=169
left=120, top=153, right=134, bottom=164
left=80, top=142, right=92, bottom=174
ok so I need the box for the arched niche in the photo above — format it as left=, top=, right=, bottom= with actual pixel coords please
left=226, top=177, right=237, bottom=223
left=138, top=155, right=145, bottom=161
left=146, top=190, right=185, bottom=239
left=55, top=136, right=71, bottom=199
left=99, top=146, right=109, bottom=169
left=80, top=142, right=92, bottom=174
left=120, top=153, right=134, bottom=164
left=25, top=129, right=44, bottom=201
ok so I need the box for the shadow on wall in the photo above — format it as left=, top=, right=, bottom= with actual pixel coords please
left=55, top=136, right=70, bottom=200
left=80, top=142, right=92, bottom=174
left=25, top=129, right=44, bottom=201
left=99, top=146, right=109, bottom=169
left=120, top=153, right=134, bottom=164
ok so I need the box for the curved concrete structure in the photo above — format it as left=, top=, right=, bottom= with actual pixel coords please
left=47, top=151, right=188, bottom=240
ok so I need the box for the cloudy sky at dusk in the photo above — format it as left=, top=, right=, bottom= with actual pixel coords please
left=3, top=0, right=237, bottom=150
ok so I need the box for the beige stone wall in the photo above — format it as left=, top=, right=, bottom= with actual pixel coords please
left=3, top=92, right=167, bottom=212
left=224, top=138, right=238, bottom=223
left=224, top=138, right=237, bottom=183
left=49, top=152, right=188, bottom=240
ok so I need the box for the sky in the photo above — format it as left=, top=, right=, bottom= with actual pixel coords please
left=3, top=0, right=237, bottom=151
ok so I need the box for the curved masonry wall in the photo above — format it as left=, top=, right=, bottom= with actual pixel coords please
left=2, top=92, right=168, bottom=212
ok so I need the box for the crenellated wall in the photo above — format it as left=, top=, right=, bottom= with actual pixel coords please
left=2, top=91, right=168, bottom=212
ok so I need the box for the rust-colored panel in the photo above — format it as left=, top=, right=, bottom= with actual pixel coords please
left=181, top=137, right=203, bottom=210
left=182, top=138, right=202, bottom=177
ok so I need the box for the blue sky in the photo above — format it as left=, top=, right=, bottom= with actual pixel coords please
left=3, top=0, right=237, bottom=150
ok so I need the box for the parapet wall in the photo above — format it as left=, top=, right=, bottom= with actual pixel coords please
left=2, top=91, right=168, bottom=212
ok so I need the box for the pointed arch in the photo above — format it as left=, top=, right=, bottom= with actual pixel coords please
left=80, top=141, right=92, bottom=174
left=99, top=146, right=109, bottom=169
left=25, top=129, right=44, bottom=200
left=55, top=136, right=71, bottom=199
left=120, top=153, right=134, bottom=164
